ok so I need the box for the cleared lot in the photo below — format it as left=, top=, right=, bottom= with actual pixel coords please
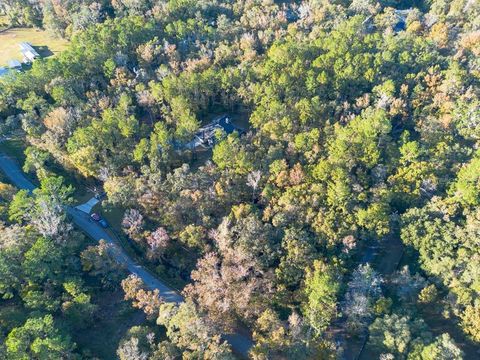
left=0, top=27, right=68, bottom=67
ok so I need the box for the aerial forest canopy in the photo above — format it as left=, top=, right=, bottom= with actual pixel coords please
left=0, top=0, right=479, bottom=359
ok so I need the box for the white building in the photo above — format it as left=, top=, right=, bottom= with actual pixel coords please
left=19, top=42, right=40, bottom=63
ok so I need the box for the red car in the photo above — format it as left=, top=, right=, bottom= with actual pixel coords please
left=90, top=213, right=100, bottom=221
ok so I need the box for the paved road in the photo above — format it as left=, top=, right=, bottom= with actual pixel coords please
left=0, top=153, right=253, bottom=358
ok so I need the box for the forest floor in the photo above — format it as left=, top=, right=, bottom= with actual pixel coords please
left=356, top=234, right=404, bottom=360
left=74, top=289, right=147, bottom=359
left=419, top=306, right=479, bottom=358
left=0, top=27, right=68, bottom=67
left=359, top=237, right=479, bottom=359
left=331, top=234, right=404, bottom=360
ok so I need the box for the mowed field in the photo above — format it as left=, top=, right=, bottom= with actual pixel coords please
left=0, top=27, right=69, bottom=67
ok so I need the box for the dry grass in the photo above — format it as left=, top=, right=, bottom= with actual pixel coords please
left=0, top=16, right=8, bottom=28
left=0, top=27, right=69, bottom=67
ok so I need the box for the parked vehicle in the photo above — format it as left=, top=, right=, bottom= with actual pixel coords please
left=90, top=213, right=100, bottom=221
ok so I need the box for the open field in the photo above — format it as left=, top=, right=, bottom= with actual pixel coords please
left=0, top=27, right=68, bottom=67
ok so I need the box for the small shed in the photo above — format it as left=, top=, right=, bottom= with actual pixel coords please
left=22, top=50, right=39, bottom=63
left=19, top=42, right=37, bottom=53
left=19, top=42, right=40, bottom=63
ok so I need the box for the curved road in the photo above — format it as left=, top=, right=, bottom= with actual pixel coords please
left=0, top=153, right=253, bottom=358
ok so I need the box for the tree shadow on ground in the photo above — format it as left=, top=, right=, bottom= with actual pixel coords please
left=33, top=45, right=54, bottom=58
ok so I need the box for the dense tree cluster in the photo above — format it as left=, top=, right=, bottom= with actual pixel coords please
left=0, top=176, right=127, bottom=358
left=368, top=314, right=463, bottom=359
left=120, top=274, right=235, bottom=359
left=1, top=0, right=480, bottom=358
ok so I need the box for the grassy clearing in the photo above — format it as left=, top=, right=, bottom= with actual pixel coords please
left=0, top=27, right=68, bottom=67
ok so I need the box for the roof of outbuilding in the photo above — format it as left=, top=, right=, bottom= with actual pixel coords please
left=22, top=50, right=39, bottom=59
left=20, top=42, right=35, bottom=51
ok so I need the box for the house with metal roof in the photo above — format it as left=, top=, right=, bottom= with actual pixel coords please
left=19, top=42, right=40, bottom=63
left=181, top=115, right=244, bottom=150
left=393, top=9, right=412, bottom=32
left=158, top=115, right=244, bottom=153
left=362, top=8, right=413, bottom=34
left=22, top=50, right=40, bottom=63
left=19, top=42, right=37, bottom=53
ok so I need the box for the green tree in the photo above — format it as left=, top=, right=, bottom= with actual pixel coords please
left=213, top=133, right=253, bottom=174
left=61, top=280, right=98, bottom=330
left=6, top=315, right=76, bottom=359
left=411, top=333, right=463, bottom=360
left=157, top=300, right=234, bottom=359
left=369, top=313, right=431, bottom=358
left=8, top=190, right=34, bottom=224
left=461, top=301, right=480, bottom=343
left=450, top=156, right=480, bottom=206
left=302, top=260, right=340, bottom=336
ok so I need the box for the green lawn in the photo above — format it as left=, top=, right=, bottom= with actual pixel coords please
left=0, top=27, right=68, bottom=67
